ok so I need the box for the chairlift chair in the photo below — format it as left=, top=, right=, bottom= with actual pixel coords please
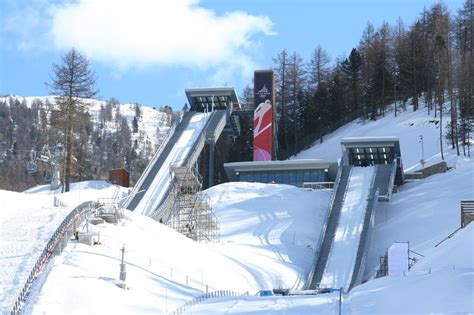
left=27, top=162, right=38, bottom=174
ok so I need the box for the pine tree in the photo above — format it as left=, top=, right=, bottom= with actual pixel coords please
left=288, top=52, right=306, bottom=155
left=308, top=45, right=331, bottom=91
left=48, top=48, right=98, bottom=192
left=273, top=49, right=291, bottom=158
left=341, top=48, right=363, bottom=120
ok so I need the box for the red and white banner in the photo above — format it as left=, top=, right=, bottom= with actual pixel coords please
left=254, top=70, right=275, bottom=161
left=253, top=100, right=273, bottom=161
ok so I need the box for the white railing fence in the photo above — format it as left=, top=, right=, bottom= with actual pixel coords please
left=302, top=182, right=334, bottom=191
left=170, top=290, right=249, bottom=315
left=9, top=201, right=98, bottom=315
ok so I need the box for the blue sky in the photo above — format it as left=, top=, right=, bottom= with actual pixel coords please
left=0, top=0, right=465, bottom=110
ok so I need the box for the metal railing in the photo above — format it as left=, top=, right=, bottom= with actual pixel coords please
left=304, top=162, right=344, bottom=289
left=150, top=187, right=175, bottom=223
left=379, top=159, right=398, bottom=201
left=434, top=227, right=463, bottom=247
left=181, top=110, right=220, bottom=170
left=302, top=182, right=334, bottom=191
left=10, top=201, right=98, bottom=315
left=170, top=290, right=249, bottom=315
left=461, top=200, right=474, bottom=228
left=121, top=105, right=188, bottom=208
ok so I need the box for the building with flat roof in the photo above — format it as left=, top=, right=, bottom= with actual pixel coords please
left=224, top=159, right=338, bottom=187
left=340, top=136, right=404, bottom=185
left=340, top=137, right=402, bottom=166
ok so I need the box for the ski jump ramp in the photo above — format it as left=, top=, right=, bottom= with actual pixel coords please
left=319, top=166, right=375, bottom=290
left=307, top=165, right=388, bottom=292
left=123, top=87, right=240, bottom=219
left=124, top=110, right=219, bottom=217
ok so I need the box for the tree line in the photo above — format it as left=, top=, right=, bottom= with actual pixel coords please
left=0, top=50, right=172, bottom=192
left=242, top=0, right=473, bottom=160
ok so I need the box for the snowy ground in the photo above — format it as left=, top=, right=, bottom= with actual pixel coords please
left=179, top=105, right=474, bottom=313
left=365, top=153, right=474, bottom=278
left=1, top=103, right=473, bottom=314
left=176, top=221, right=473, bottom=314
left=0, top=181, right=125, bottom=313
left=18, top=182, right=328, bottom=314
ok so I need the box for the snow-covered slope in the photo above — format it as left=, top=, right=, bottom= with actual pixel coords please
left=184, top=221, right=473, bottom=314
left=0, top=181, right=127, bottom=313
left=0, top=95, right=171, bottom=153
left=7, top=182, right=329, bottom=314
left=294, top=104, right=453, bottom=171
left=1, top=103, right=473, bottom=314
left=174, top=105, right=474, bottom=314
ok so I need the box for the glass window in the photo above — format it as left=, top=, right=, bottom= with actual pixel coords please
left=296, top=171, right=304, bottom=186
left=253, top=173, right=261, bottom=182
left=268, top=172, right=276, bottom=182
left=275, top=172, right=282, bottom=183
left=304, top=171, right=311, bottom=182
left=289, top=172, right=296, bottom=185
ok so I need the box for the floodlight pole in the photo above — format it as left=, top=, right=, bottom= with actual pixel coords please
left=419, top=135, right=425, bottom=166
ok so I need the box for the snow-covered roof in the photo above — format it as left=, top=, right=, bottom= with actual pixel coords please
left=185, top=87, right=239, bottom=110
left=341, top=136, right=400, bottom=144
left=224, top=159, right=336, bottom=172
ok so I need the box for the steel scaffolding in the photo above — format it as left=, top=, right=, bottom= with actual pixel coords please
left=167, top=164, right=219, bottom=243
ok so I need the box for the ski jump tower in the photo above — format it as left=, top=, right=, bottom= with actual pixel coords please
left=123, top=87, right=240, bottom=242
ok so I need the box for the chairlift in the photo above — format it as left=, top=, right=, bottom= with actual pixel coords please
left=39, top=145, right=51, bottom=162
left=27, top=162, right=38, bottom=174
left=30, top=149, right=36, bottom=161
left=44, top=173, right=52, bottom=183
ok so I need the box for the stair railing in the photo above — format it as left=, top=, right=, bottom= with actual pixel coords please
left=379, top=158, right=398, bottom=202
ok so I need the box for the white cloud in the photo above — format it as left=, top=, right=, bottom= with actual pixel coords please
left=47, top=0, right=274, bottom=72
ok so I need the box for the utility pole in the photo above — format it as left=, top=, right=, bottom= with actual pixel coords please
left=120, top=244, right=126, bottom=282
left=339, top=287, right=343, bottom=315
left=419, top=135, right=425, bottom=167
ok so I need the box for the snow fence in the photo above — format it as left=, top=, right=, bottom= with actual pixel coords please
left=9, top=201, right=98, bottom=315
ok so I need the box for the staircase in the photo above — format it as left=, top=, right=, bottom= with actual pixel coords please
left=307, top=165, right=352, bottom=289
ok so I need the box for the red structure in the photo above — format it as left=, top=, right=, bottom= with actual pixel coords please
left=253, top=70, right=275, bottom=161
left=109, top=168, right=130, bottom=187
